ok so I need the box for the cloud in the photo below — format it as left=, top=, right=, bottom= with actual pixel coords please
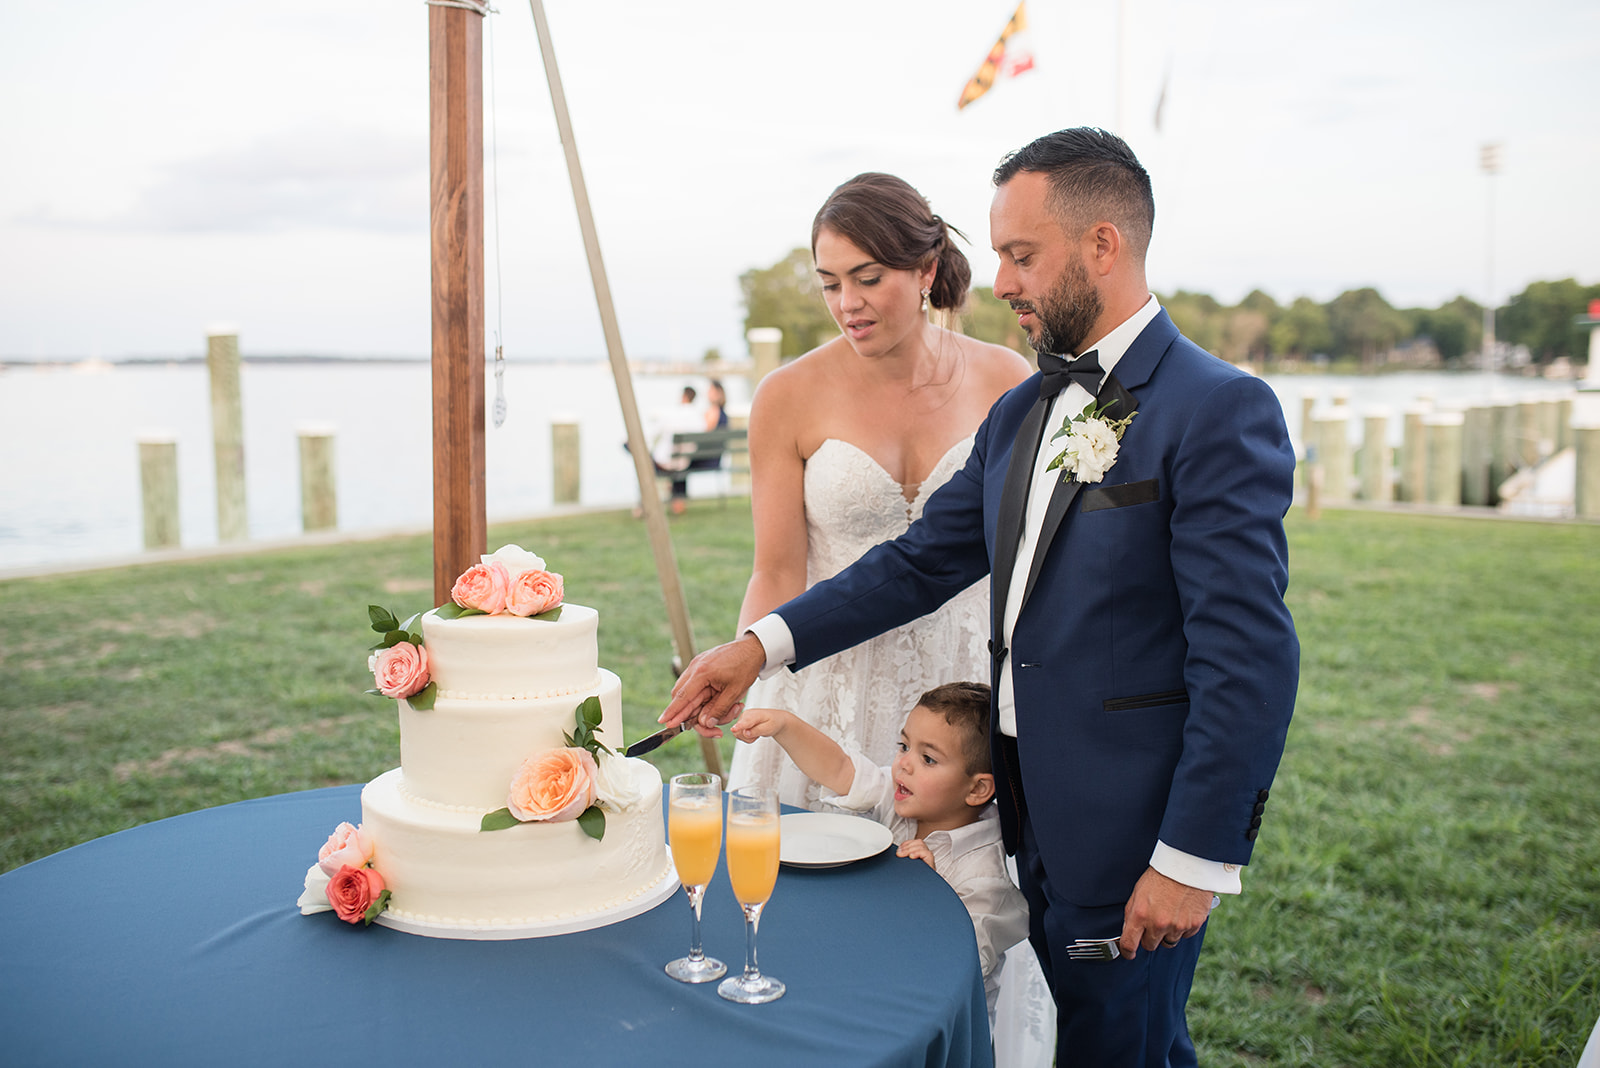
left=23, top=126, right=428, bottom=234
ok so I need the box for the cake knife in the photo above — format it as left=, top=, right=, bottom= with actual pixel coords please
left=624, top=722, right=687, bottom=757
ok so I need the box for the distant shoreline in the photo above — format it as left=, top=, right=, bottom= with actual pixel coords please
left=0, top=354, right=755, bottom=374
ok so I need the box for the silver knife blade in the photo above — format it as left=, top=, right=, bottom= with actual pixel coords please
left=624, top=722, right=687, bottom=757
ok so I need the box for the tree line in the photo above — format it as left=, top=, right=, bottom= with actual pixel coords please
left=740, top=248, right=1597, bottom=372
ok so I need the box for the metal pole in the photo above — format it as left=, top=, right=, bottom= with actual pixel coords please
left=527, top=0, right=721, bottom=778
left=1114, top=0, right=1127, bottom=136
left=1480, top=143, right=1500, bottom=377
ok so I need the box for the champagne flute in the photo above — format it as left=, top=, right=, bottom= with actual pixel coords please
left=717, top=786, right=784, bottom=1003
left=665, top=772, right=726, bottom=983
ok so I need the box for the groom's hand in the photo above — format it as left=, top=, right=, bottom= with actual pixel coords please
left=659, top=634, right=767, bottom=738
left=1118, top=867, right=1215, bottom=959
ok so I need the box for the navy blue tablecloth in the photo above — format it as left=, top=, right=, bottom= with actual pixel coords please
left=0, top=785, right=990, bottom=1068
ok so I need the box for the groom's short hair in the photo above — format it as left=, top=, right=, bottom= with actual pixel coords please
left=918, top=682, right=993, bottom=775
left=993, top=127, right=1154, bottom=263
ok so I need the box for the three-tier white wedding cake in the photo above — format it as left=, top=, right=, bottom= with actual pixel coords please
left=300, top=546, right=674, bottom=938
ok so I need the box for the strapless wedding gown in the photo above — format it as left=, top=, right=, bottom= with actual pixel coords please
left=729, top=436, right=990, bottom=805
left=728, top=435, right=1055, bottom=1068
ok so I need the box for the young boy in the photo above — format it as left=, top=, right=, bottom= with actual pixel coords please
left=732, top=682, right=1028, bottom=1020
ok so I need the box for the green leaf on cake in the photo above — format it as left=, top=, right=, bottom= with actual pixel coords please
left=563, top=697, right=613, bottom=757
left=532, top=605, right=563, bottom=622
left=372, top=629, right=412, bottom=651
left=364, top=687, right=384, bottom=698
left=362, top=888, right=392, bottom=925
left=577, top=805, right=606, bottom=841
left=406, top=682, right=438, bottom=712
left=368, top=605, right=398, bottom=632
left=480, top=808, right=521, bottom=832
left=400, top=611, right=423, bottom=634
left=368, top=605, right=399, bottom=633
left=433, top=602, right=486, bottom=621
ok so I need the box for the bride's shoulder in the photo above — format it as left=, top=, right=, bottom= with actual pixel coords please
left=954, top=333, right=1033, bottom=391
left=754, top=338, right=848, bottom=393
left=748, top=340, right=846, bottom=422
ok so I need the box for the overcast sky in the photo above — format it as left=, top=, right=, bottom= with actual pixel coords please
left=1, top=0, right=1595, bottom=362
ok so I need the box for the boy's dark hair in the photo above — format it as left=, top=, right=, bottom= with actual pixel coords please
left=918, top=682, right=993, bottom=775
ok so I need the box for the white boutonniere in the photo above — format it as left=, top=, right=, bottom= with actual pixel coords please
left=1046, top=401, right=1137, bottom=484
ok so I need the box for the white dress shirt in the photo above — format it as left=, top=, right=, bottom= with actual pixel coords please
left=745, top=295, right=1241, bottom=895
left=823, top=751, right=1030, bottom=1020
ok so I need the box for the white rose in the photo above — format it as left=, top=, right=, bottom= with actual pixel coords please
left=1067, top=419, right=1121, bottom=484
left=482, top=544, right=546, bottom=579
left=592, top=751, right=662, bottom=812
left=297, top=863, right=334, bottom=915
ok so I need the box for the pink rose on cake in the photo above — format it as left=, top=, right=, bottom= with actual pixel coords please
left=507, top=568, right=564, bottom=617
left=507, top=747, right=597, bottom=822
left=317, top=821, right=377, bottom=875
left=369, top=642, right=431, bottom=699
left=327, top=864, right=388, bottom=924
left=451, top=561, right=510, bottom=615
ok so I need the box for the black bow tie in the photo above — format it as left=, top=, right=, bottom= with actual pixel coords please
left=1037, top=350, right=1103, bottom=401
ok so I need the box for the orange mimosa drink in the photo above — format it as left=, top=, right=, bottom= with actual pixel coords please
left=669, top=800, right=722, bottom=887
left=726, top=814, right=780, bottom=906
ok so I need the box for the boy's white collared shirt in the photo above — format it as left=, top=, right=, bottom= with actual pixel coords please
left=821, top=751, right=1029, bottom=997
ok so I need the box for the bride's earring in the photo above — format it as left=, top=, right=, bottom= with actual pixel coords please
left=920, top=287, right=931, bottom=314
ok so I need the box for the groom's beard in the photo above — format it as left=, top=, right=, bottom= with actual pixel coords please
left=1013, top=257, right=1103, bottom=357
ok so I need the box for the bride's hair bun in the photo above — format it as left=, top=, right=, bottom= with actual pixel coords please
left=812, top=174, right=972, bottom=314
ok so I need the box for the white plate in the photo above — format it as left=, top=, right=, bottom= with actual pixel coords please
left=779, top=812, right=893, bottom=868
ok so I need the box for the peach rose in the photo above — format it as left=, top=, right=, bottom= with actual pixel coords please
left=372, top=642, right=430, bottom=699
left=327, top=864, right=387, bottom=924
left=318, top=821, right=376, bottom=876
left=507, top=747, right=597, bottom=822
left=506, top=569, right=564, bottom=617
left=451, top=560, right=510, bottom=615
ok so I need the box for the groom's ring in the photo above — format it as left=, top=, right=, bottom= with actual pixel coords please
left=1162, top=936, right=1180, bottom=947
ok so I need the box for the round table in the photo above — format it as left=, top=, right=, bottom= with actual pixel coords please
left=0, top=785, right=990, bottom=1067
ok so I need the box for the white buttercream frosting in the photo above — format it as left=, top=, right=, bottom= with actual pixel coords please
left=355, top=589, right=667, bottom=931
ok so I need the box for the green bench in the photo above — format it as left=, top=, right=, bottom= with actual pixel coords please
left=655, top=428, right=749, bottom=505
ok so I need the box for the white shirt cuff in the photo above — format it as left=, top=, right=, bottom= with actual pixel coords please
left=1149, top=840, right=1243, bottom=895
left=744, top=614, right=795, bottom=679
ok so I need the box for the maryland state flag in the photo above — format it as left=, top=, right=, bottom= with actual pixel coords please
left=957, top=2, right=1035, bottom=111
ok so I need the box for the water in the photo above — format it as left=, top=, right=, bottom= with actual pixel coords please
left=0, top=359, right=747, bottom=572
left=0, top=361, right=1568, bottom=573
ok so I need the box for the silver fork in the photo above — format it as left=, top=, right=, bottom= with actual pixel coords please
left=1066, top=937, right=1122, bottom=961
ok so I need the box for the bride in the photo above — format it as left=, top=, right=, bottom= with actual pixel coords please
left=729, top=171, right=1027, bottom=799
left=727, top=173, right=1053, bottom=1066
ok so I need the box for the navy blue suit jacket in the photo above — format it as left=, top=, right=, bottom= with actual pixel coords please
left=776, top=310, right=1299, bottom=907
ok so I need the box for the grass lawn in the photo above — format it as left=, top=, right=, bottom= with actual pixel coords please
left=2, top=502, right=1596, bottom=1064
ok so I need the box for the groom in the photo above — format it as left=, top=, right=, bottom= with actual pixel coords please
left=661, top=128, right=1299, bottom=1065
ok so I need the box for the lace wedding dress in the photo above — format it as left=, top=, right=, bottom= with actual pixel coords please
left=729, top=435, right=1055, bottom=1068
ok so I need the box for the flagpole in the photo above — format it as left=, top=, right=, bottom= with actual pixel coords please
left=526, top=0, right=722, bottom=778
left=1115, top=0, right=1127, bottom=136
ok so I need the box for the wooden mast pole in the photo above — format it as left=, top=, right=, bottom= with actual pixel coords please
left=527, top=0, right=721, bottom=778
left=428, top=1, right=488, bottom=606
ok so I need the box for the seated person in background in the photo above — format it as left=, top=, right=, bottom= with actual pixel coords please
left=732, top=682, right=1028, bottom=1023
left=648, top=385, right=711, bottom=514
left=703, top=378, right=729, bottom=431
